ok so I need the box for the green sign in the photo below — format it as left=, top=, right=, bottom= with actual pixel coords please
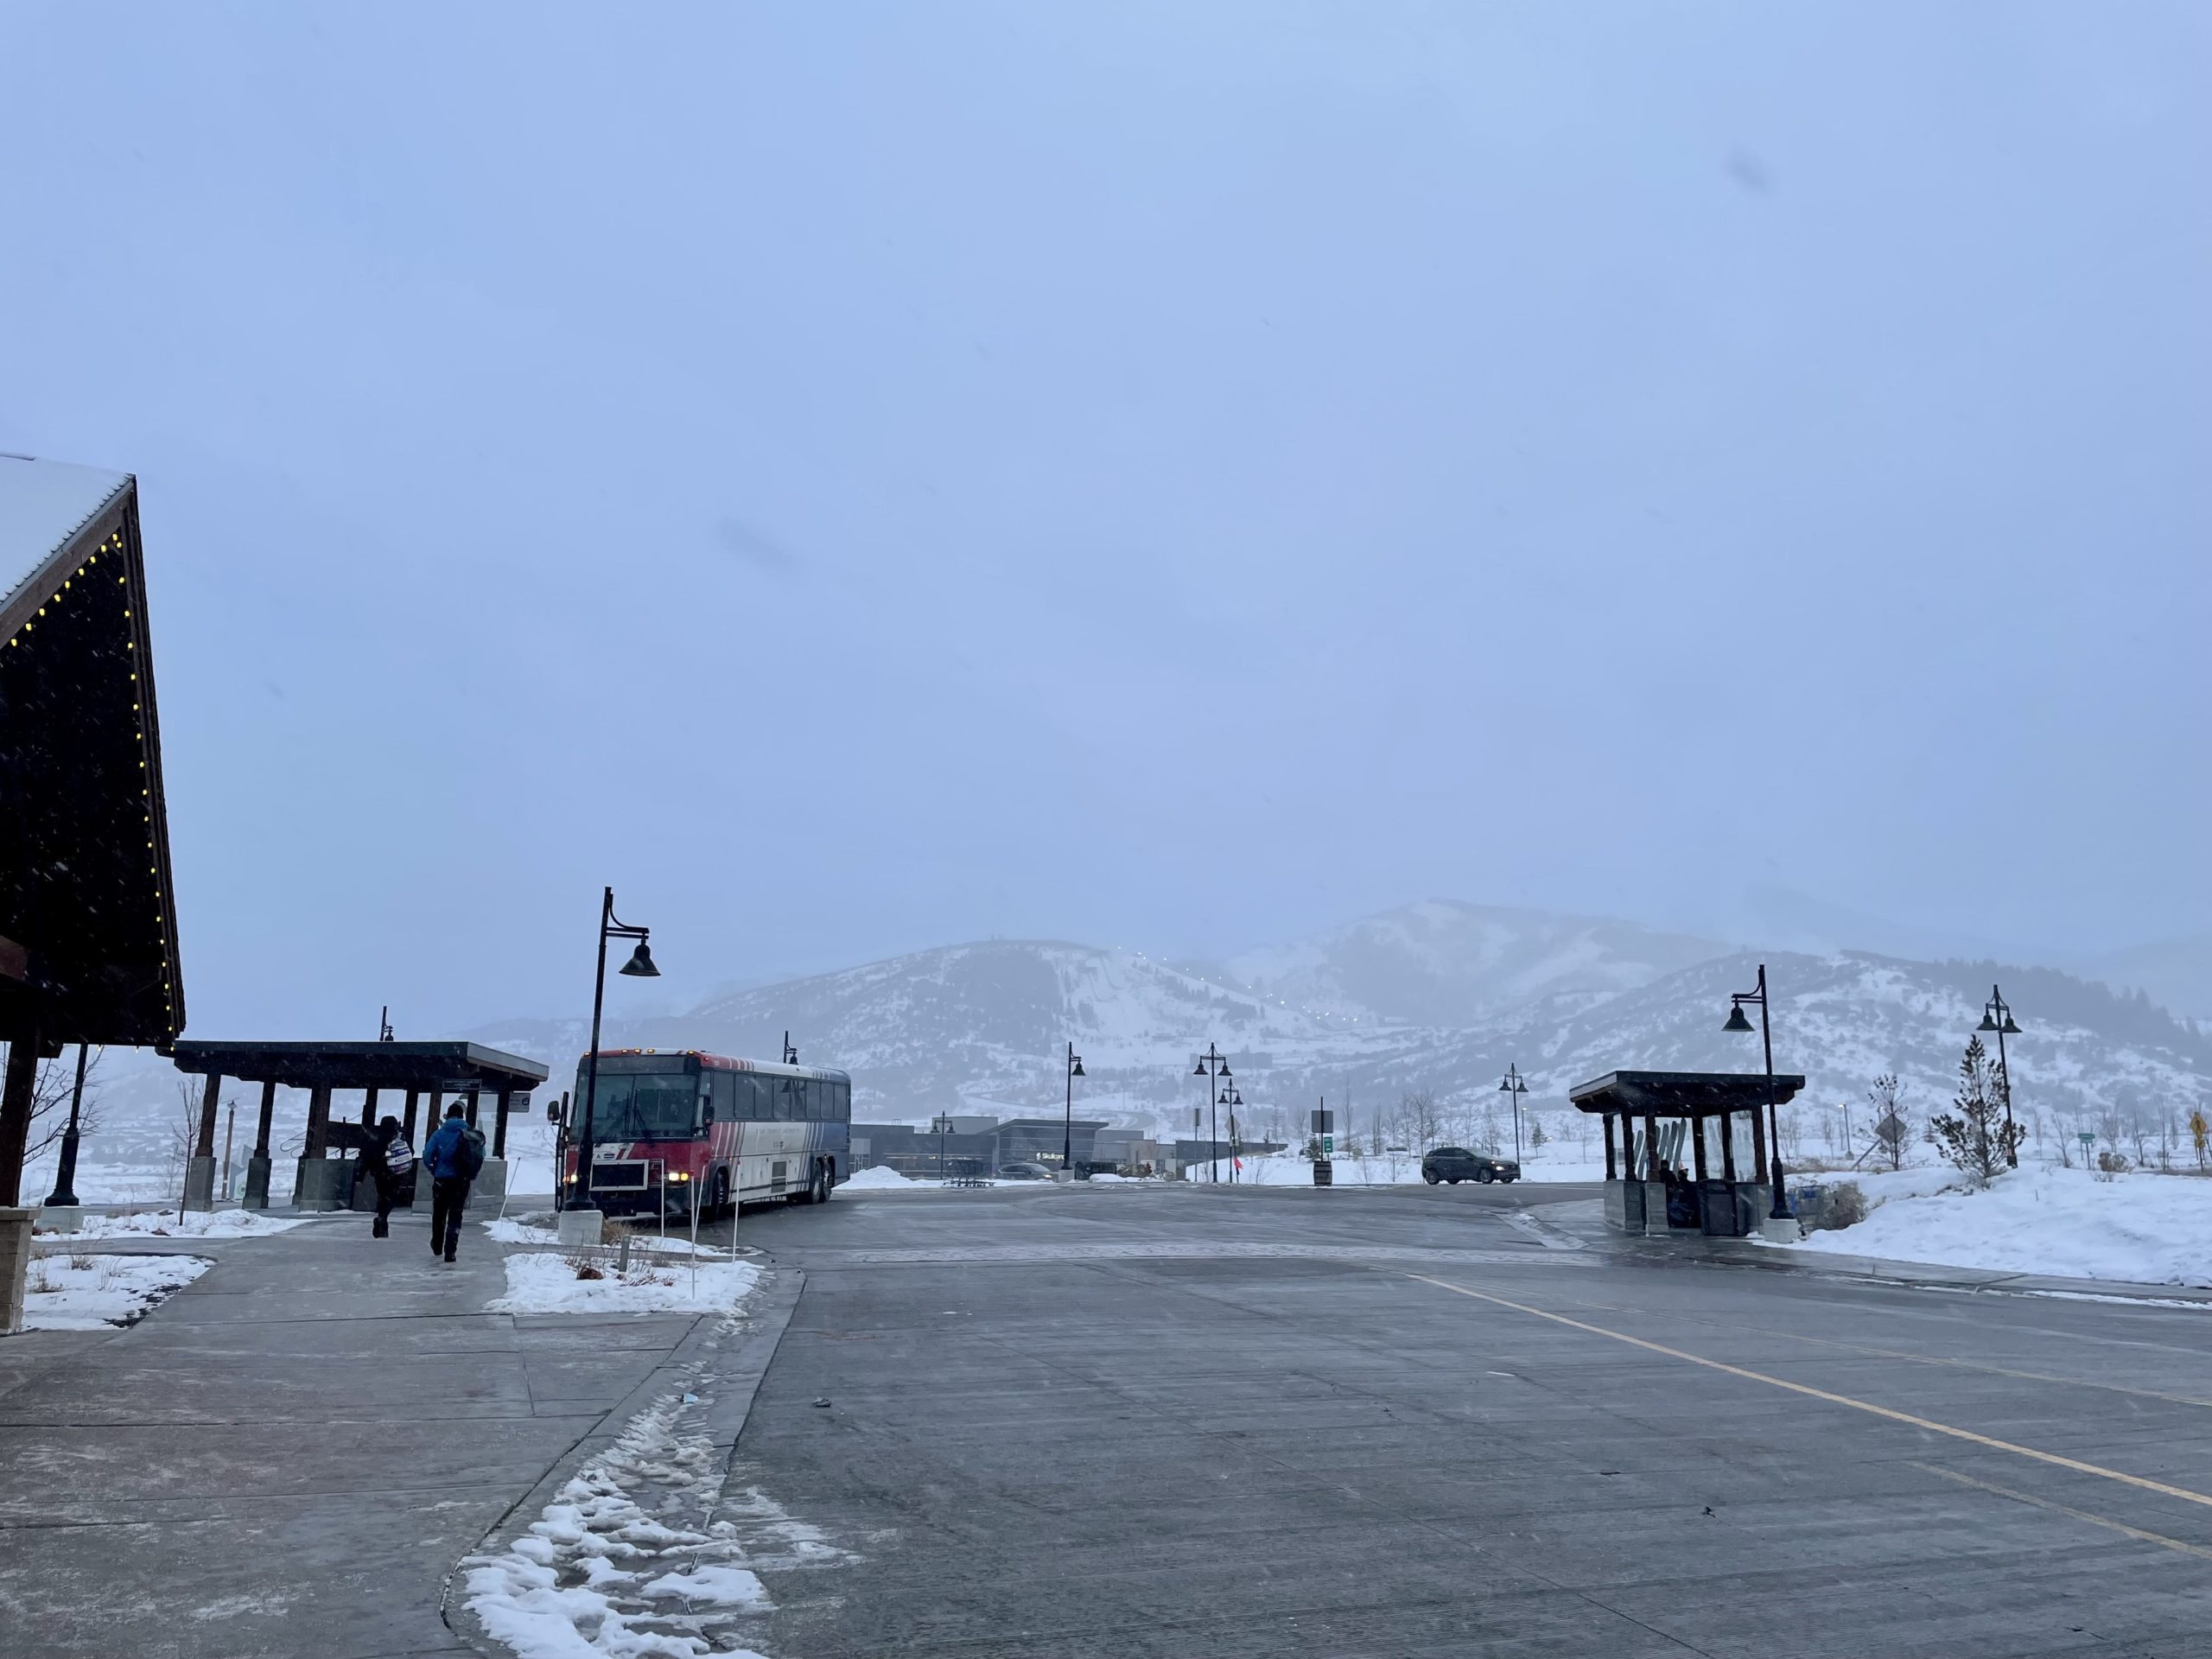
left=2077, top=1132, right=2094, bottom=1147
left=1320, top=1134, right=1334, bottom=1157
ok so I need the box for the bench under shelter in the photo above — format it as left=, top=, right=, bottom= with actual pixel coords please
left=1571, top=1069, right=1807, bottom=1238
left=170, top=1039, right=550, bottom=1211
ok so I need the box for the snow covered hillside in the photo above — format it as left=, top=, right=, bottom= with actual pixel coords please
left=25, top=912, right=2211, bottom=1200
left=1216, top=899, right=1727, bottom=1027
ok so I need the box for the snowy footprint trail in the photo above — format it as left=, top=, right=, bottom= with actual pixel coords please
left=461, top=1303, right=853, bottom=1657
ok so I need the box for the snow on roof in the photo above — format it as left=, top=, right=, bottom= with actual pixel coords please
left=0, top=453, right=132, bottom=610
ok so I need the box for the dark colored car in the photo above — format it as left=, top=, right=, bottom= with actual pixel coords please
left=996, top=1161, right=1056, bottom=1181
left=1421, top=1146, right=1520, bottom=1185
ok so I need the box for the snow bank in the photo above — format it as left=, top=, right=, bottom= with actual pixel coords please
left=47, top=1208, right=306, bottom=1240
left=24, top=1252, right=213, bottom=1328
left=842, top=1165, right=921, bottom=1189
left=487, top=1251, right=762, bottom=1315
left=1775, top=1166, right=2212, bottom=1287
left=481, top=1217, right=729, bottom=1257
left=464, top=1387, right=852, bottom=1656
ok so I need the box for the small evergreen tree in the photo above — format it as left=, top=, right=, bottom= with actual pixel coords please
left=1926, top=1034, right=2024, bottom=1186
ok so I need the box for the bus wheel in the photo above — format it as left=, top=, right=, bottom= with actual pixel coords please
left=814, top=1160, right=834, bottom=1204
left=710, top=1167, right=729, bottom=1218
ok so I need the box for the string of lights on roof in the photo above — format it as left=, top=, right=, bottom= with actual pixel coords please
left=5, top=525, right=178, bottom=1035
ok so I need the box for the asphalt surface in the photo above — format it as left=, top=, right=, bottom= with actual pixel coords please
left=709, top=1179, right=2212, bottom=1659
left=0, top=1211, right=701, bottom=1659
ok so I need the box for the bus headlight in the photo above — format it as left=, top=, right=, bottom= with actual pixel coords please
left=670, top=1172, right=691, bottom=1183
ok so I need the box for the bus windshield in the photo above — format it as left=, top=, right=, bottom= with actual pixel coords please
left=576, top=1069, right=698, bottom=1141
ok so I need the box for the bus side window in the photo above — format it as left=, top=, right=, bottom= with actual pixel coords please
left=736, top=1076, right=765, bottom=1122
left=711, top=1071, right=736, bottom=1124
left=785, top=1077, right=810, bottom=1122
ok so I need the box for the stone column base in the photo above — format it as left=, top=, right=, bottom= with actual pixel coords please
left=184, top=1156, right=217, bottom=1212
left=556, top=1208, right=604, bottom=1247
left=37, top=1205, right=84, bottom=1234
left=0, top=1206, right=35, bottom=1335
left=293, top=1156, right=352, bottom=1212
left=243, top=1155, right=272, bottom=1211
left=1759, top=1212, right=1803, bottom=1243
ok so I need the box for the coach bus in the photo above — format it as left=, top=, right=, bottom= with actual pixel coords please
left=557, top=1049, right=851, bottom=1217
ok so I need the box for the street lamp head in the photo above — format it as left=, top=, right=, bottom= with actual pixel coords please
left=1070, top=1056, right=1084, bottom=1078
left=1722, top=1002, right=1755, bottom=1035
left=1217, top=1061, right=1231, bottom=1079
left=619, top=941, right=659, bottom=978
left=1192, top=1058, right=1207, bottom=1077
left=2000, top=1014, right=2022, bottom=1036
left=1976, top=1010, right=1999, bottom=1033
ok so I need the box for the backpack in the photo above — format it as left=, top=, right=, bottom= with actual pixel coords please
left=455, top=1125, right=487, bottom=1180
left=385, top=1139, right=415, bottom=1179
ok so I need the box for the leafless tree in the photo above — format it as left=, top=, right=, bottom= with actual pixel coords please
left=166, top=1077, right=205, bottom=1192
left=1866, top=1074, right=1908, bottom=1171
left=22, top=1046, right=106, bottom=1164
left=1396, top=1089, right=1446, bottom=1151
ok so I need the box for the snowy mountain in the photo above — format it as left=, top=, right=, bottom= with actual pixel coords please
left=474, top=932, right=2211, bottom=1165
left=1212, top=899, right=1728, bottom=1027
left=29, top=907, right=2212, bottom=1198
left=2078, top=933, right=2212, bottom=1025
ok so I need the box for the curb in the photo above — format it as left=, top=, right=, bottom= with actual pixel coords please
left=438, top=1264, right=808, bottom=1656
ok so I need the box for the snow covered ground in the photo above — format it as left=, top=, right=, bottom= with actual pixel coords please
left=23, top=1252, right=213, bottom=1328
left=1181, top=1152, right=1605, bottom=1186
left=464, top=1363, right=853, bottom=1655
left=40, top=1207, right=307, bottom=1240
left=1770, top=1166, right=2212, bottom=1288
left=480, top=1217, right=734, bottom=1257
left=487, top=1250, right=762, bottom=1315
left=841, top=1165, right=932, bottom=1190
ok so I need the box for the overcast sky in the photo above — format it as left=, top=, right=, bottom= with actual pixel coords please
left=3, top=3, right=2205, bottom=1037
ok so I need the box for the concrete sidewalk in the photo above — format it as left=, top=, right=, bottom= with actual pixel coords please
left=0, top=1205, right=715, bottom=1659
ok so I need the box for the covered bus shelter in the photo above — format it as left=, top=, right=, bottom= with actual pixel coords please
left=170, top=1040, right=549, bottom=1211
left=0, top=458, right=185, bottom=1331
left=1570, top=1069, right=1806, bottom=1241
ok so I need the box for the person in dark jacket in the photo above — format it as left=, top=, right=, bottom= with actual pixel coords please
left=421, top=1103, right=478, bottom=1263
left=364, top=1116, right=414, bottom=1238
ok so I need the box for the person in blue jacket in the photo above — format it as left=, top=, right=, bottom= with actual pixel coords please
left=421, top=1103, right=483, bottom=1264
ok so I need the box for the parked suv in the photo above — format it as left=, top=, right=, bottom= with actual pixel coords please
left=996, top=1161, right=1056, bottom=1181
left=1421, top=1146, right=1520, bottom=1185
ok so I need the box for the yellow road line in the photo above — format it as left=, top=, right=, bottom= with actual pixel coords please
left=1556, top=1293, right=2212, bottom=1412
left=1911, top=1461, right=2212, bottom=1562
left=1404, top=1274, right=2212, bottom=1512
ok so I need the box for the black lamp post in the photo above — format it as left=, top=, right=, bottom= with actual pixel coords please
left=1498, top=1064, right=1529, bottom=1163
left=783, top=1030, right=799, bottom=1065
left=1976, top=985, right=2023, bottom=1168
left=1060, top=1043, right=1085, bottom=1175
left=1223, top=1090, right=1243, bottom=1182
left=41, top=1043, right=91, bottom=1209
left=572, top=886, right=659, bottom=1215
left=1192, top=1043, right=1230, bottom=1183
left=1724, top=963, right=1789, bottom=1219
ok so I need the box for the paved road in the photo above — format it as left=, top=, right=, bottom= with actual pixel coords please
left=709, top=1180, right=2212, bottom=1658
